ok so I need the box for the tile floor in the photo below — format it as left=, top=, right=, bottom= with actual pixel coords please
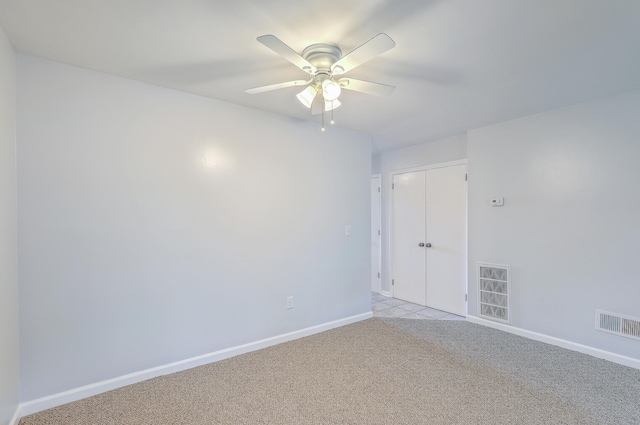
left=372, top=292, right=465, bottom=320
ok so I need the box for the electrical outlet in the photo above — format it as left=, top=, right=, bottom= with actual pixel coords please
left=345, top=225, right=352, bottom=236
left=286, top=296, right=293, bottom=309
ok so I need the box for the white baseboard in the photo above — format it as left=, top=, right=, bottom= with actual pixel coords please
left=19, top=311, right=373, bottom=418
left=9, top=404, right=21, bottom=425
left=380, top=290, right=392, bottom=298
left=466, top=315, right=640, bottom=370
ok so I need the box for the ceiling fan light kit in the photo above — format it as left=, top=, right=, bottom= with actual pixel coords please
left=245, top=33, right=396, bottom=131
left=321, top=79, right=341, bottom=101
left=325, top=98, right=340, bottom=112
left=296, top=85, right=318, bottom=108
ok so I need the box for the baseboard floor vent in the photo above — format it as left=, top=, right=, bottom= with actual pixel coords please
left=478, top=263, right=511, bottom=324
left=596, top=310, right=640, bottom=341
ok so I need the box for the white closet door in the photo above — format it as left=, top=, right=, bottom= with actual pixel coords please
left=425, top=164, right=467, bottom=316
left=391, top=171, right=426, bottom=305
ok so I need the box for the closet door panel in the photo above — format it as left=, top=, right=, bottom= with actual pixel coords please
left=425, top=164, right=467, bottom=316
left=392, top=171, right=426, bottom=305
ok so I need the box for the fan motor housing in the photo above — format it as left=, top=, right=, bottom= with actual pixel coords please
left=302, top=44, right=342, bottom=72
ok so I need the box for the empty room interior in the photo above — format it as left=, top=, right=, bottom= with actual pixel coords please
left=1, top=1, right=639, bottom=424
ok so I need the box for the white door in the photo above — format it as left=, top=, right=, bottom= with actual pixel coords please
left=391, top=164, right=467, bottom=315
left=371, top=175, right=382, bottom=293
left=425, top=164, right=467, bottom=316
left=392, top=171, right=426, bottom=305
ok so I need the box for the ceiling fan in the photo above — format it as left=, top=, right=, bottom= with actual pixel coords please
left=245, top=33, right=396, bottom=117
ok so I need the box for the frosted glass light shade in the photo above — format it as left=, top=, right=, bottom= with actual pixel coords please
left=296, top=86, right=317, bottom=108
left=325, top=98, right=341, bottom=111
left=322, top=80, right=341, bottom=101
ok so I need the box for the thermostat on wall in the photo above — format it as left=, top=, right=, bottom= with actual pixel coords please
left=491, top=197, right=504, bottom=207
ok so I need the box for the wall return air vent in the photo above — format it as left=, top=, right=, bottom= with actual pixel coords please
left=596, top=310, right=640, bottom=341
left=478, top=263, right=511, bottom=324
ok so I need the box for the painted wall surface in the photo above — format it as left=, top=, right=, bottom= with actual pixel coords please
left=372, top=134, right=467, bottom=293
left=468, top=90, right=640, bottom=359
left=17, top=55, right=372, bottom=401
left=0, top=24, right=19, bottom=425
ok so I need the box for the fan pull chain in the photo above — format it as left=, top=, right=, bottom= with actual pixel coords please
left=321, top=99, right=326, bottom=132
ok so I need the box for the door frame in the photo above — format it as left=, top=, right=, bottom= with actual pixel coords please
left=388, top=160, right=468, bottom=306
left=371, top=174, right=382, bottom=293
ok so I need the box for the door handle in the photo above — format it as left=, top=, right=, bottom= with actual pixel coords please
left=425, top=243, right=432, bottom=248
left=418, top=243, right=425, bottom=247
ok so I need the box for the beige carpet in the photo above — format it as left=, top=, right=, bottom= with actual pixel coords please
left=19, top=318, right=638, bottom=424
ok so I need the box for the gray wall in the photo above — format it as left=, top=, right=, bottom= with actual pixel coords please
left=0, top=24, right=19, bottom=425
left=17, top=55, right=372, bottom=401
left=372, top=134, right=467, bottom=293
left=468, top=89, right=640, bottom=359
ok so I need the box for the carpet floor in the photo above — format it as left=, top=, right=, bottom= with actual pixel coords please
left=19, top=318, right=640, bottom=424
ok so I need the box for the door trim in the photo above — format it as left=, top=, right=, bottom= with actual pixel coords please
left=388, top=160, right=468, bottom=303
left=371, top=174, right=382, bottom=293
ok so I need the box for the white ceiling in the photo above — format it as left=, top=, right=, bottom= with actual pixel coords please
left=1, top=0, right=640, bottom=153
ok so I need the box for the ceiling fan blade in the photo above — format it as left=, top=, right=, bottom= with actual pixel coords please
left=257, top=35, right=317, bottom=74
left=338, top=78, right=395, bottom=97
left=311, top=95, right=323, bottom=115
left=331, top=33, right=395, bottom=75
left=245, top=79, right=311, bottom=94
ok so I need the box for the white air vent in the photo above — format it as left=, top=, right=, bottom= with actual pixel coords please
left=478, top=263, right=511, bottom=324
left=596, top=310, right=640, bottom=341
